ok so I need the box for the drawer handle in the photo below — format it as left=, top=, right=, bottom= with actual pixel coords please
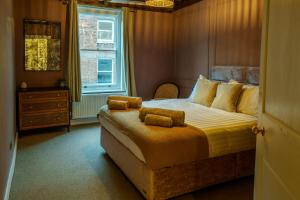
left=29, top=106, right=33, bottom=109
left=28, top=96, right=32, bottom=98
left=57, top=94, right=61, bottom=97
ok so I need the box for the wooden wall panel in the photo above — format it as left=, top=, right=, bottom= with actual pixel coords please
left=173, top=1, right=210, bottom=97
left=173, top=0, right=263, bottom=97
left=211, top=0, right=263, bottom=67
left=134, top=10, right=174, bottom=99
left=14, top=0, right=67, bottom=88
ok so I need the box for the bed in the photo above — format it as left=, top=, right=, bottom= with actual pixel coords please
left=99, top=66, right=259, bottom=199
left=99, top=99, right=257, bottom=200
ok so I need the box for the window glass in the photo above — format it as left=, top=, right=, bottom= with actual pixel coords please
left=99, top=21, right=112, bottom=30
left=98, top=72, right=112, bottom=84
left=97, top=20, right=114, bottom=43
left=98, top=59, right=112, bottom=71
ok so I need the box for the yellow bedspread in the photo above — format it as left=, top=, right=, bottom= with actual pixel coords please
left=99, top=107, right=209, bottom=170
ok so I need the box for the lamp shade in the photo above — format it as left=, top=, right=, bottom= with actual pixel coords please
left=145, top=0, right=174, bottom=8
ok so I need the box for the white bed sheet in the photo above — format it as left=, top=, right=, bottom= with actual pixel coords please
left=99, top=99, right=257, bottom=163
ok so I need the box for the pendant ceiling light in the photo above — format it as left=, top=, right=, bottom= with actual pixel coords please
left=145, top=0, right=174, bottom=8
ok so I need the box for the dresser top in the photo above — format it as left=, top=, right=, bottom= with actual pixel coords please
left=18, top=87, right=69, bottom=93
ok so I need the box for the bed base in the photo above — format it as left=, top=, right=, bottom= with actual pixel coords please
left=101, top=127, right=255, bottom=200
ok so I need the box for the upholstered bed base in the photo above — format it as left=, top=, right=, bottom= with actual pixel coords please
left=101, top=127, right=255, bottom=200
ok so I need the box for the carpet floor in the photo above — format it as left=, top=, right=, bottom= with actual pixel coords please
left=10, top=124, right=254, bottom=200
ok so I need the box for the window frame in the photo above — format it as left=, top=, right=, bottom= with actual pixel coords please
left=78, top=7, right=125, bottom=95
left=97, top=19, right=114, bottom=44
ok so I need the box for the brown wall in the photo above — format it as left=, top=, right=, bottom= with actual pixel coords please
left=13, top=1, right=174, bottom=99
left=12, top=0, right=262, bottom=99
left=14, top=0, right=67, bottom=88
left=0, top=0, right=15, bottom=198
left=173, top=0, right=263, bottom=97
left=173, top=1, right=210, bottom=97
left=134, top=10, right=174, bottom=99
left=211, top=0, right=263, bottom=67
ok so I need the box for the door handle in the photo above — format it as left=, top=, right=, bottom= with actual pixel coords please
left=252, top=126, right=265, bottom=136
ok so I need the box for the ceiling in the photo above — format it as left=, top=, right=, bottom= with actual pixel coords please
left=78, top=0, right=202, bottom=12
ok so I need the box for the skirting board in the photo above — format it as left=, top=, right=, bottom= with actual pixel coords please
left=71, top=117, right=100, bottom=126
left=4, top=134, right=17, bottom=200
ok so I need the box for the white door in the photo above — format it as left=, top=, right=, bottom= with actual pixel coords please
left=254, top=0, right=300, bottom=199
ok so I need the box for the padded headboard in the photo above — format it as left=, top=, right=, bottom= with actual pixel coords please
left=210, top=66, right=259, bottom=85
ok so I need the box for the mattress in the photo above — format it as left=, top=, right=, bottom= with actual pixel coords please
left=99, top=99, right=257, bottom=163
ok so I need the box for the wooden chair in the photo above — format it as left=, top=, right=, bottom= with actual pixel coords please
left=153, top=82, right=180, bottom=99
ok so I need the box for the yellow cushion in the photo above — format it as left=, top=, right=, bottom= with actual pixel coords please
left=211, top=83, right=243, bottom=112
left=237, top=85, right=259, bottom=116
left=228, top=80, right=259, bottom=116
left=189, top=77, right=219, bottom=107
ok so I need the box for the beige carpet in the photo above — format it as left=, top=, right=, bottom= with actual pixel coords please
left=10, top=124, right=254, bottom=200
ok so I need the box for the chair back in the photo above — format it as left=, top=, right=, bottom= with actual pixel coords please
left=153, top=82, right=180, bottom=99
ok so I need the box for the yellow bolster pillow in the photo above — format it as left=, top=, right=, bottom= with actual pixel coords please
left=108, top=100, right=129, bottom=110
left=139, top=107, right=185, bottom=126
left=107, top=96, right=142, bottom=108
left=144, top=114, right=173, bottom=128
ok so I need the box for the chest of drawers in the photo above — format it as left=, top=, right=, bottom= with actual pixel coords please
left=18, top=88, right=70, bottom=132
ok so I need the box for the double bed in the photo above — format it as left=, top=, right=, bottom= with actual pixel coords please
left=99, top=99, right=257, bottom=200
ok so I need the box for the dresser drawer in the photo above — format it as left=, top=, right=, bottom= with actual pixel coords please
left=18, top=88, right=70, bottom=132
left=20, top=91, right=68, bottom=101
left=21, top=112, right=69, bottom=129
left=22, top=101, right=68, bottom=113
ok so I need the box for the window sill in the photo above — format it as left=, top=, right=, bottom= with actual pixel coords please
left=82, top=90, right=126, bottom=96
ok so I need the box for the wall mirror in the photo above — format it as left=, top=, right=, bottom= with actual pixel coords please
left=24, top=19, right=61, bottom=71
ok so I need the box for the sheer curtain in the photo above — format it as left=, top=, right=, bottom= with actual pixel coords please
left=67, top=0, right=81, bottom=102
left=123, top=8, right=137, bottom=97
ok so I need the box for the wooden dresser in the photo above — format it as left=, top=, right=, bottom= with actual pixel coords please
left=18, top=87, right=70, bottom=133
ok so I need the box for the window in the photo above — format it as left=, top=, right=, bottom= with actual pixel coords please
left=78, top=7, right=125, bottom=94
left=97, top=20, right=114, bottom=43
left=97, top=58, right=113, bottom=84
